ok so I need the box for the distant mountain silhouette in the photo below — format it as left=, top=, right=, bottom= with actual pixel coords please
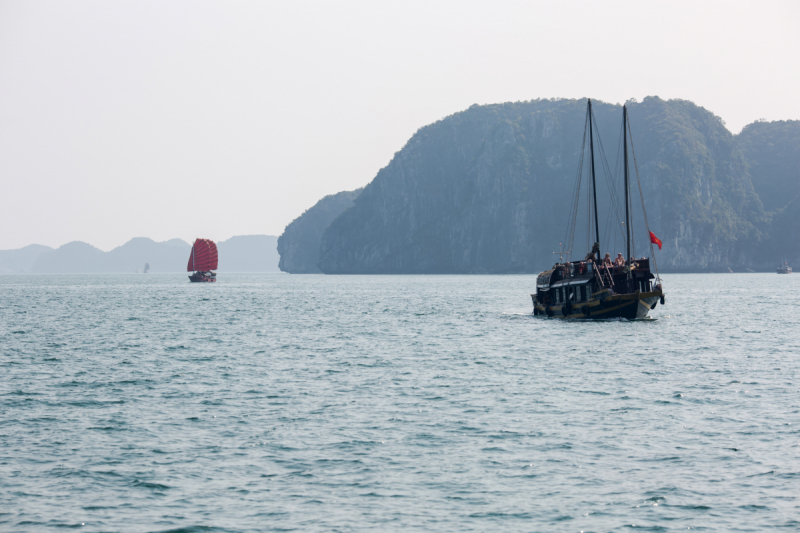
left=28, top=238, right=188, bottom=273
left=108, top=237, right=190, bottom=272
left=0, top=244, right=53, bottom=273
left=0, top=235, right=280, bottom=273
left=217, top=235, right=279, bottom=272
left=33, top=241, right=110, bottom=273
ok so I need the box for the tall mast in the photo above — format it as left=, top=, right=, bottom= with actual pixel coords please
left=588, top=99, right=600, bottom=260
left=623, top=105, right=631, bottom=282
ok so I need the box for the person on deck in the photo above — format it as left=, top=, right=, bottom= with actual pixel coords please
left=584, top=242, right=600, bottom=262
left=603, top=253, right=613, bottom=267
left=614, top=253, right=625, bottom=267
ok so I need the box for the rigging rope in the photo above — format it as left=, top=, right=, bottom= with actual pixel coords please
left=563, top=106, right=590, bottom=262
left=586, top=160, right=591, bottom=253
left=560, top=102, right=659, bottom=283
left=626, top=112, right=660, bottom=283
left=592, top=112, right=626, bottom=257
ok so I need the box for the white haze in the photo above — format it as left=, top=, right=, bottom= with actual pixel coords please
left=1, top=0, right=798, bottom=250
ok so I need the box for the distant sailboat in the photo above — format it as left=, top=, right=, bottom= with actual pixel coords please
left=188, top=239, right=218, bottom=282
left=143, top=262, right=150, bottom=274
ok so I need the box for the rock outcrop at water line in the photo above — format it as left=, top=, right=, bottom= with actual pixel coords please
left=317, top=97, right=772, bottom=274
left=278, top=188, right=362, bottom=273
left=752, top=197, right=800, bottom=269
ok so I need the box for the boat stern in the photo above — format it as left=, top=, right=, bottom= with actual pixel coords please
left=532, top=289, right=663, bottom=320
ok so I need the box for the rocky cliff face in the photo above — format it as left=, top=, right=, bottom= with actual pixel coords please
left=736, top=120, right=800, bottom=268
left=318, top=97, right=769, bottom=273
left=626, top=98, right=764, bottom=271
left=737, top=120, right=800, bottom=213
left=278, top=189, right=362, bottom=273
left=758, top=197, right=800, bottom=268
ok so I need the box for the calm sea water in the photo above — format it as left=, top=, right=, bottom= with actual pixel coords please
left=1, top=273, right=799, bottom=532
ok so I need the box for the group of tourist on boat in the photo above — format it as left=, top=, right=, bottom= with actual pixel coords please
left=531, top=99, right=665, bottom=320
left=601, top=252, right=647, bottom=270
left=600, top=252, right=642, bottom=268
left=533, top=242, right=663, bottom=320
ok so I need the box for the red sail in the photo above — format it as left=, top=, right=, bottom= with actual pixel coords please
left=187, top=238, right=218, bottom=272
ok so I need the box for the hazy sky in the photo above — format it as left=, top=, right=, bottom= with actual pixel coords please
left=2, top=0, right=798, bottom=251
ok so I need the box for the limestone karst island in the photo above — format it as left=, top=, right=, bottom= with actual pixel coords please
left=279, top=97, right=799, bottom=275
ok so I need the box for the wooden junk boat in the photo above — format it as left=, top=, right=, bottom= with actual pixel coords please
left=532, top=100, right=665, bottom=320
left=187, top=238, right=218, bottom=282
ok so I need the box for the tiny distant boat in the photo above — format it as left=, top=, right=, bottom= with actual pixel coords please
left=144, top=262, right=150, bottom=274
left=532, top=99, right=665, bottom=320
left=188, top=238, right=218, bottom=282
left=777, top=260, right=792, bottom=274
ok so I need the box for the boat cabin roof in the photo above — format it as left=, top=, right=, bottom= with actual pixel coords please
left=550, top=275, right=593, bottom=288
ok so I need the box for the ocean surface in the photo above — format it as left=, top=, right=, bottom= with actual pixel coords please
left=1, top=273, right=799, bottom=532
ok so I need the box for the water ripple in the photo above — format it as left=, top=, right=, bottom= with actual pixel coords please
left=1, top=273, right=799, bottom=531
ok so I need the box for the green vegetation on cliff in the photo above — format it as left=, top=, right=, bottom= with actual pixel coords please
left=316, top=97, right=770, bottom=273
left=736, top=120, right=800, bottom=213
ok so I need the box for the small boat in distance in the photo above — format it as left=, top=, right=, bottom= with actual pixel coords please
left=532, top=100, right=664, bottom=320
left=777, top=260, right=792, bottom=274
left=188, top=238, right=218, bottom=282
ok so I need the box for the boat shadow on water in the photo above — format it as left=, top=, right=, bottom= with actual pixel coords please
left=532, top=314, right=659, bottom=322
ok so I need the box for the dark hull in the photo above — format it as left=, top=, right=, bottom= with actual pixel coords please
left=189, top=272, right=216, bottom=283
left=532, top=290, right=663, bottom=320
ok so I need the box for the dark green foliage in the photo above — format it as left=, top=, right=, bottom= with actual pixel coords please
left=624, top=98, right=765, bottom=268
left=317, top=97, right=773, bottom=273
left=737, top=120, right=800, bottom=212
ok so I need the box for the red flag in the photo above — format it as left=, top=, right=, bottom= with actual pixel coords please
left=649, top=231, right=662, bottom=250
